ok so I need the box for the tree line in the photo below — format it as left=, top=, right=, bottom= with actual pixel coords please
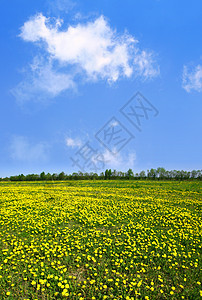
left=0, top=168, right=202, bottom=181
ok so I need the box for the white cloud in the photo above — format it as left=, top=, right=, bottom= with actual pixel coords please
left=14, top=13, right=160, bottom=102
left=133, top=50, right=160, bottom=79
left=48, top=0, right=76, bottom=14
left=182, top=64, right=202, bottom=92
left=110, top=120, right=119, bottom=127
left=66, top=137, right=82, bottom=148
left=11, top=57, right=75, bottom=104
left=92, top=148, right=136, bottom=171
left=10, top=136, right=48, bottom=162
left=20, top=14, right=137, bottom=83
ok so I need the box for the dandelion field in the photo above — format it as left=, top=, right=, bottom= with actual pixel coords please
left=0, top=180, right=201, bottom=299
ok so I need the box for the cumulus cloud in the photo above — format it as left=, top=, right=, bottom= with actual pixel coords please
left=66, top=137, right=82, bottom=148
left=182, top=64, right=202, bottom=92
left=20, top=14, right=137, bottom=83
left=13, top=13, right=160, bottom=103
left=10, top=136, right=48, bottom=162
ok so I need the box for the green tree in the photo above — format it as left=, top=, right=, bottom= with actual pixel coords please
left=104, top=169, right=112, bottom=180
left=104, top=169, right=109, bottom=180
left=139, top=171, right=146, bottom=180
left=58, top=172, right=66, bottom=180
left=156, top=167, right=166, bottom=180
left=147, top=169, right=157, bottom=180
left=126, top=168, right=134, bottom=179
left=40, top=172, right=46, bottom=181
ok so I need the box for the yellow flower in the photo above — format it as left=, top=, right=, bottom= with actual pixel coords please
left=62, top=289, right=67, bottom=295
left=137, top=280, right=142, bottom=287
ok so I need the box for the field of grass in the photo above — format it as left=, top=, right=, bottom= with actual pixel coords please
left=0, top=180, right=201, bottom=299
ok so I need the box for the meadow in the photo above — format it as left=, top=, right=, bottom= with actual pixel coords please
left=0, top=180, right=201, bottom=299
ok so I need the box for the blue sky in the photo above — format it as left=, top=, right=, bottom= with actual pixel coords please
left=0, top=0, right=202, bottom=176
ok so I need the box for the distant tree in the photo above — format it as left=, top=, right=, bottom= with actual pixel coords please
left=104, top=169, right=112, bottom=180
left=58, top=172, right=66, bottom=180
left=156, top=167, right=166, bottom=180
left=139, top=171, right=146, bottom=180
left=117, top=171, right=125, bottom=179
left=147, top=169, right=157, bottom=180
left=3, top=167, right=202, bottom=181
left=126, top=168, right=134, bottom=179
left=26, top=174, right=39, bottom=181
left=99, top=172, right=105, bottom=180
left=40, top=172, right=46, bottom=181
left=91, top=173, right=99, bottom=180
left=46, top=173, right=52, bottom=181
left=72, top=172, right=79, bottom=180
left=18, top=174, right=25, bottom=181
left=84, top=172, right=90, bottom=180
left=191, top=170, right=197, bottom=179
left=52, top=173, right=58, bottom=180
left=196, top=170, right=202, bottom=180
left=78, top=171, right=84, bottom=180
left=10, top=175, right=18, bottom=181
left=111, top=169, right=117, bottom=179
left=3, top=177, right=10, bottom=181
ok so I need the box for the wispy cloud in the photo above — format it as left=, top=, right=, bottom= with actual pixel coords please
left=134, top=50, right=160, bottom=79
left=48, top=0, right=76, bottom=14
left=182, top=64, right=202, bottom=92
left=110, top=120, right=119, bottom=127
left=10, top=136, right=48, bottom=162
left=14, top=13, right=160, bottom=103
left=66, top=137, right=82, bottom=148
left=11, top=56, right=75, bottom=104
left=92, top=148, right=136, bottom=171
